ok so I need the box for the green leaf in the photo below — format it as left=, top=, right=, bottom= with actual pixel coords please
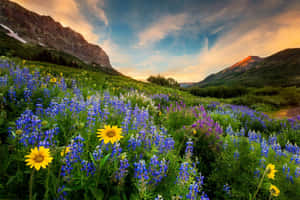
left=100, top=153, right=111, bottom=169
left=129, top=193, right=139, bottom=200
left=109, top=195, right=122, bottom=200
left=61, top=187, right=73, bottom=192
left=6, top=175, right=16, bottom=185
left=122, top=192, right=127, bottom=200
left=89, top=152, right=96, bottom=165
left=89, top=187, right=104, bottom=200
left=0, top=144, right=9, bottom=174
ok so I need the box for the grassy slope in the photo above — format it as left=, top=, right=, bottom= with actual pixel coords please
left=3, top=56, right=220, bottom=107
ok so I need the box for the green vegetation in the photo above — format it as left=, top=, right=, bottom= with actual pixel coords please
left=0, top=56, right=300, bottom=200
left=186, top=86, right=300, bottom=112
left=147, top=75, right=180, bottom=88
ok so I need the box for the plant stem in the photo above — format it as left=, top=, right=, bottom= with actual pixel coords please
left=268, top=193, right=272, bottom=200
left=251, top=168, right=267, bottom=200
left=29, top=169, right=35, bottom=200
left=95, top=161, right=101, bottom=187
left=43, top=167, right=50, bottom=200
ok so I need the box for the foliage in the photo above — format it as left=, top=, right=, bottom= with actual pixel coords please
left=147, top=75, right=180, bottom=88
left=0, top=57, right=300, bottom=200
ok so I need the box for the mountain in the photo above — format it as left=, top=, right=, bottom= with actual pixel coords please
left=0, top=0, right=112, bottom=69
left=195, top=48, right=300, bottom=87
left=223, top=56, right=263, bottom=73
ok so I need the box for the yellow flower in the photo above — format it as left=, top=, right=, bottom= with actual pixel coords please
left=25, top=146, right=53, bottom=171
left=41, top=120, right=48, bottom=127
left=158, top=111, right=162, bottom=116
left=193, top=129, right=197, bottom=134
left=60, top=147, right=71, bottom=157
left=269, top=184, right=280, bottom=197
left=97, top=125, right=123, bottom=144
left=15, top=129, right=23, bottom=135
left=50, top=78, right=57, bottom=83
left=41, top=84, right=47, bottom=88
left=266, top=164, right=277, bottom=180
left=60, top=72, right=63, bottom=76
left=120, top=153, right=127, bottom=160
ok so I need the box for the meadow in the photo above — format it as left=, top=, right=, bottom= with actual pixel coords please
left=0, top=57, right=299, bottom=200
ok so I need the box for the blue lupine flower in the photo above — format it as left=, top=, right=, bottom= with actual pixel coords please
left=61, top=136, right=85, bottom=177
left=295, top=167, right=300, bottom=178
left=57, top=185, right=67, bottom=200
left=177, top=162, right=196, bottom=183
left=223, top=184, right=230, bottom=194
left=115, top=155, right=130, bottom=182
left=233, top=150, right=239, bottom=160
left=134, top=160, right=149, bottom=182
left=149, top=155, right=168, bottom=184
left=185, top=139, right=194, bottom=158
left=81, top=160, right=96, bottom=177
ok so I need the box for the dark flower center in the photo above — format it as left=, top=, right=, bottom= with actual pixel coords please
left=34, top=155, right=44, bottom=163
left=106, top=130, right=116, bottom=138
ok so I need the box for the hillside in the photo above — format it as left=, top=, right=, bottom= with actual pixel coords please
left=1, top=56, right=300, bottom=199
left=195, top=48, right=300, bottom=87
left=0, top=0, right=112, bottom=70
left=0, top=26, right=120, bottom=75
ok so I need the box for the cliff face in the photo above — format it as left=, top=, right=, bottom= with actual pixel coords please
left=0, top=0, right=112, bottom=68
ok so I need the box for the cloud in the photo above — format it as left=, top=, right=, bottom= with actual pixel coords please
left=137, top=13, right=188, bottom=47
left=165, top=6, right=300, bottom=82
left=86, top=0, right=108, bottom=26
left=100, top=39, right=133, bottom=65
left=11, top=0, right=99, bottom=43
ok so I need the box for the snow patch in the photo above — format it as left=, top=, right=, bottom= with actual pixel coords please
left=38, top=42, right=46, bottom=47
left=0, top=24, right=27, bottom=44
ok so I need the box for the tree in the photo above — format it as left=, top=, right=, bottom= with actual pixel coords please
left=147, top=75, right=179, bottom=88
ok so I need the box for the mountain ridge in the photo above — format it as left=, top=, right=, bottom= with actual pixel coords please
left=194, top=48, right=300, bottom=87
left=0, top=0, right=112, bottom=69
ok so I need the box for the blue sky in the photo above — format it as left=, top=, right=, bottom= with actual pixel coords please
left=11, top=0, right=300, bottom=81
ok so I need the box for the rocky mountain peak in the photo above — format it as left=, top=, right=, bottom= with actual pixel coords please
left=0, top=0, right=112, bottom=69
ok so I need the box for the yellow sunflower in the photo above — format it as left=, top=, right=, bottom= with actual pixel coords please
left=25, top=146, right=53, bottom=171
left=97, top=125, right=123, bottom=144
left=49, top=77, right=57, bottom=83
left=266, top=164, right=277, bottom=180
left=60, top=147, right=71, bottom=157
left=269, top=184, right=280, bottom=197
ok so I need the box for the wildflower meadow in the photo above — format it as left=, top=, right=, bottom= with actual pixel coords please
left=0, top=57, right=299, bottom=199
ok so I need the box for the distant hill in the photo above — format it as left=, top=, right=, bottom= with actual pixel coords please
left=195, top=48, right=300, bottom=87
left=180, top=82, right=195, bottom=88
left=0, top=0, right=112, bottom=70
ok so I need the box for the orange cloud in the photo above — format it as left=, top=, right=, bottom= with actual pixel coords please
left=161, top=8, right=300, bottom=82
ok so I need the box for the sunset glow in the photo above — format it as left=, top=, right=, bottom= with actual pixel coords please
left=11, top=0, right=300, bottom=82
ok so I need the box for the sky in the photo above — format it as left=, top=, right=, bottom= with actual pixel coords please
left=11, top=0, right=300, bottom=82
